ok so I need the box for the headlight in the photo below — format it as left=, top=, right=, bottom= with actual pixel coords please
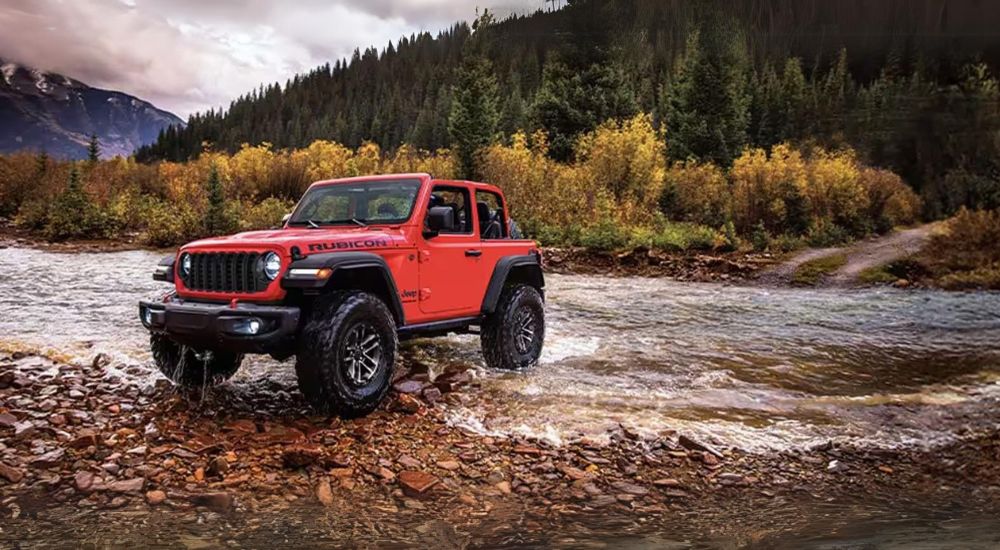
left=263, top=252, right=281, bottom=280
left=180, top=253, right=192, bottom=277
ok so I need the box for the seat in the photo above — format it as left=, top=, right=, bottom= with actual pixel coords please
left=477, top=201, right=503, bottom=239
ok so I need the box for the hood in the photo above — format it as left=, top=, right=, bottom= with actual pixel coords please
left=181, top=226, right=409, bottom=256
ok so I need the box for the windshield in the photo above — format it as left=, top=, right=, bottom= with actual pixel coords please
left=289, top=179, right=421, bottom=226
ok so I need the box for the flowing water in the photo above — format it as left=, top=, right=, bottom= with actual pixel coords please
left=2, top=246, right=1000, bottom=453
left=3, top=246, right=1000, bottom=547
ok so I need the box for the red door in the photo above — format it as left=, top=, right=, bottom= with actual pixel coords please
left=418, top=185, right=482, bottom=317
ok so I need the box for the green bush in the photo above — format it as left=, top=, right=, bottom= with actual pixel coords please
left=805, top=222, right=851, bottom=247
left=750, top=222, right=770, bottom=252
left=237, top=197, right=296, bottom=231
left=142, top=200, right=205, bottom=247
left=578, top=220, right=630, bottom=251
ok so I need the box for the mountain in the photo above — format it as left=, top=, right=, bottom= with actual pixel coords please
left=0, top=58, right=183, bottom=159
left=136, top=0, right=1000, bottom=164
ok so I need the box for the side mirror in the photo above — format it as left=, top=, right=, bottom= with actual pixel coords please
left=425, top=206, right=456, bottom=237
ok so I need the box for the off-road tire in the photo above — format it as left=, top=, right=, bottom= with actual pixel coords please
left=295, top=291, right=397, bottom=417
left=150, top=334, right=243, bottom=387
left=481, top=284, right=545, bottom=371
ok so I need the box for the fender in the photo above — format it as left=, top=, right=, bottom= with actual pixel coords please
left=481, top=253, right=545, bottom=314
left=153, top=254, right=176, bottom=282
left=282, top=252, right=405, bottom=324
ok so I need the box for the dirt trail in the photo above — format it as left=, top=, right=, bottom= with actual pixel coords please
left=758, top=224, right=936, bottom=286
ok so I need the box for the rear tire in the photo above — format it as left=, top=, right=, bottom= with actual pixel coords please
left=294, top=291, right=397, bottom=418
left=150, top=334, right=242, bottom=387
left=481, top=284, right=545, bottom=371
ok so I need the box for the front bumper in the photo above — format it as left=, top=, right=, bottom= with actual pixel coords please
left=139, top=297, right=300, bottom=354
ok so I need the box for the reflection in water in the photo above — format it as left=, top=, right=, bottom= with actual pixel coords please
left=1, top=247, right=999, bottom=452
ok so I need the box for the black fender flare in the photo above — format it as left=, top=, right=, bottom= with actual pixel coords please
left=281, top=252, right=405, bottom=324
left=153, top=254, right=176, bottom=282
left=481, top=253, right=545, bottom=314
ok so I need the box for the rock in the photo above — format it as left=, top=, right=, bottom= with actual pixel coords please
left=30, top=448, right=65, bottom=469
left=108, top=477, right=145, bottom=494
left=392, top=380, right=425, bottom=394
left=194, top=467, right=205, bottom=482
left=513, top=445, right=542, bottom=456
left=422, top=387, right=442, bottom=404
left=13, top=421, right=35, bottom=440
left=91, top=353, right=111, bottom=369
left=893, top=279, right=911, bottom=288
left=434, top=370, right=471, bottom=393
left=678, top=434, right=724, bottom=459
left=207, top=456, right=230, bottom=477
left=329, top=467, right=353, bottom=478
left=283, top=445, right=323, bottom=468
left=377, top=467, right=396, bottom=481
left=398, top=471, right=439, bottom=498
left=146, top=490, right=167, bottom=505
left=101, top=463, right=120, bottom=476
left=610, top=481, right=648, bottom=496
left=190, top=492, right=234, bottom=513
left=224, top=419, right=258, bottom=434
left=0, top=412, right=17, bottom=429
left=495, top=481, right=512, bottom=494
left=68, top=432, right=99, bottom=449
left=0, top=372, right=14, bottom=389
left=261, top=426, right=305, bottom=444
left=397, top=455, right=422, bottom=469
left=560, top=466, right=589, bottom=481
left=394, top=394, right=423, bottom=414
left=718, top=473, right=743, bottom=484
left=652, top=478, right=682, bottom=488
left=436, top=460, right=461, bottom=471
left=74, top=471, right=95, bottom=492
left=0, top=462, right=24, bottom=484
left=316, top=479, right=334, bottom=507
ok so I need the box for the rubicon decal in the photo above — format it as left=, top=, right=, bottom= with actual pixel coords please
left=308, top=239, right=390, bottom=252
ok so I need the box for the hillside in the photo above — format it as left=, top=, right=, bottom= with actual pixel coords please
left=136, top=0, right=1000, bottom=217
left=0, top=58, right=183, bottom=159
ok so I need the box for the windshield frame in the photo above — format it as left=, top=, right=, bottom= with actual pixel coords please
left=287, top=178, right=423, bottom=227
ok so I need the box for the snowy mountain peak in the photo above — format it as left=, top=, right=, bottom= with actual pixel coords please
left=0, top=56, right=183, bottom=159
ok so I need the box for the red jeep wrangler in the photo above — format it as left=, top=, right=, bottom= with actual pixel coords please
left=139, top=174, right=545, bottom=417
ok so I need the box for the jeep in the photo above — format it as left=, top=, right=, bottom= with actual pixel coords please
left=139, top=173, right=545, bottom=417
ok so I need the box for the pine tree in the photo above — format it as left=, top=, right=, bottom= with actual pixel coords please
left=662, top=18, right=750, bottom=166
left=531, top=60, right=638, bottom=161
left=448, top=55, right=500, bottom=180
left=204, top=164, right=228, bottom=235
left=87, top=134, right=100, bottom=163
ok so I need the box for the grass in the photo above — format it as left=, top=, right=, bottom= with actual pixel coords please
left=858, top=264, right=899, bottom=285
left=792, top=254, right=848, bottom=286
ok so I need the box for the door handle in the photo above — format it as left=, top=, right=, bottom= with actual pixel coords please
left=465, top=249, right=483, bottom=257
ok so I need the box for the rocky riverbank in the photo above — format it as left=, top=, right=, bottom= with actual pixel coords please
left=3, top=350, right=1000, bottom=545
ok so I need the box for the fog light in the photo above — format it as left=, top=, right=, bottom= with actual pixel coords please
left=232, top=318, right=264, bottom=335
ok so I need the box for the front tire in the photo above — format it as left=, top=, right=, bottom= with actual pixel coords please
left=481, top=284, right=545, bottom=371
left=150, top=334, right=242, bottom=387
left=295, top=291, right=397, bottom=418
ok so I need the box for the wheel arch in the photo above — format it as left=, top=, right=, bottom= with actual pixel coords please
left=282, top=252, right=405, bottom=325
left=481, top=253, right=545, bottom=314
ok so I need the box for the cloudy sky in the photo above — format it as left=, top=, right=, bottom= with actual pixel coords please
left=0, top=0, right=540, bottom=117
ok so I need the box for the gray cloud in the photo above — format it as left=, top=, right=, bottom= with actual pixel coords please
left=0, top=0, right=539, bottom=117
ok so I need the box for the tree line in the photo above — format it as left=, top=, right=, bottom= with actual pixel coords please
left=133, top=0, right=998, bottom=219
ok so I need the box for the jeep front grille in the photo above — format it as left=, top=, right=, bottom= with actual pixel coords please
left=183, top=252, right=267, bottom=293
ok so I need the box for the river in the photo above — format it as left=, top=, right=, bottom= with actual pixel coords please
left=2, top=246, right=1000, bottom=547
left=2, top=246, right=998, bottom=453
